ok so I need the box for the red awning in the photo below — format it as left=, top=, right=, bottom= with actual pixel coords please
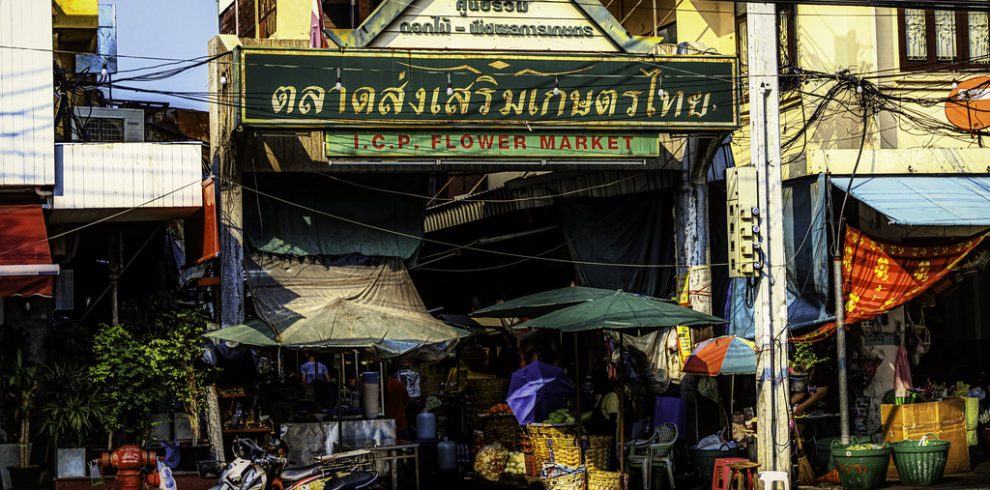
left=0, top=205, right=55, bottom=297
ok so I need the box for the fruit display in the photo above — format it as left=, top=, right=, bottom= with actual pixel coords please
left=543, top=408, right=576, bottom=425
left=503, top=452, right=526, bottom=476
left=473, top=443, right=509, bottom=481
left=489, top=403, right=513, bottom=415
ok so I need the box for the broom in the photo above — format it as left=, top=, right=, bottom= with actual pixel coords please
left=794, top=430, right=816, bottom=485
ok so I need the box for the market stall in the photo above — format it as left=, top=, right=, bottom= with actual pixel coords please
left=470, top=287, right=726, bottom=489
left=202, top=256, right=468, bottom=487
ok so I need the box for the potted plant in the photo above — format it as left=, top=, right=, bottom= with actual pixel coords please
left=789, top=343, right=827, bottom=394
left=38, top=362, right=110, bottom=478
left=89, top=323, right=164, bottom=445
left=143, top=304, right=213, bottom=469
left=5, top=351, right=40, bottom=490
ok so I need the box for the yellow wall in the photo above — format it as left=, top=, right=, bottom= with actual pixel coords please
left=274, top=0, right=312, bottom=40
left=675, top=0, right=736, bottom=55
left=53, top=0, right=97, bottom=31
left=708, top=3, right=985, bottom=178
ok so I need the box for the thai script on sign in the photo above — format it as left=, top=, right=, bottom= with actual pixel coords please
left=269, top=69, right=715, bottom=121
left=240, top=49, right=739, bottom=129
left=456, top=0, right=531, bottom=16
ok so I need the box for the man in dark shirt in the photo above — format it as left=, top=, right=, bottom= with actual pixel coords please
left=792, top=362, right=837, bottom=417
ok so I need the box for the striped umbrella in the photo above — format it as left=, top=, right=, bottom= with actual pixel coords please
left=683, top=336, right=757, bottom=439
left=683, top=335, right=757, bottom=376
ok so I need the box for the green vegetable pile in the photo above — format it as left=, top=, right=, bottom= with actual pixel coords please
left=544, top=408, right=576, bottom=425
left=845, top=443, right=886, bottom=451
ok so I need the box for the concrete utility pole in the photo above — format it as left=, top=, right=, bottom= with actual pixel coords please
left=747, top=2, right=792, bottom=472
left=677, top=137, right=711, bottom=444
left=833, top=258, right=851, bottom=444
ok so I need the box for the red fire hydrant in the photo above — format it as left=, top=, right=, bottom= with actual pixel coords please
left=98, top=445, right=160, bottom=490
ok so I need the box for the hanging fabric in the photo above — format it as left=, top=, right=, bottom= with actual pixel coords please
left=796, top=226, right=986, bottom=342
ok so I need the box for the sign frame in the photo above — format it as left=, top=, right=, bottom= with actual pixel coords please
left=236, top=47, right=739, bottom=131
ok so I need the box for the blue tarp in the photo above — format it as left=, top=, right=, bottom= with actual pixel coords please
left=726, top=174, right=830, bottom=338
left=830, top=176, right=990, bottom=226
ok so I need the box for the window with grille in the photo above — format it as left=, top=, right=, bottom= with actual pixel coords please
left=736, top=4, right=797, bottom=70
left=899, top=8, right=990, bottom=69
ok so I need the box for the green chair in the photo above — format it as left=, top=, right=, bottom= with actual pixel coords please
left=628, top=423, right=678, bottom=490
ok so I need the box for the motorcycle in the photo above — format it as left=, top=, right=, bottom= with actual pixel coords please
left=211, top=438, right=377, bottom=490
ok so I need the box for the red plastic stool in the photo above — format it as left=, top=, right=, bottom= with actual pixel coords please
left=711, top=458, right=750, bottom=490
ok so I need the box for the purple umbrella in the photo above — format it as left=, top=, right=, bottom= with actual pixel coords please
left=506, top=361, right=575, bottom=425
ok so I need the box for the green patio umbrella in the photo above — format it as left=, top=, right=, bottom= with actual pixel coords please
left=471, top=286, right=621, bottom=318
left=514, top=290, right=727, bottom=332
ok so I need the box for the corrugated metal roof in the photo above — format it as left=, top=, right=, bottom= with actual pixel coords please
left=425, top=171, right=676, bottom=232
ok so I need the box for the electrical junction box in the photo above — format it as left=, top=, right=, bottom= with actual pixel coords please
left=726, top=166, right=761, bottom=278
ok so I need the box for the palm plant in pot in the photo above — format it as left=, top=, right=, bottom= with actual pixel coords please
left=5, top=351, right=40, bottom=490
left=38, top=362, right=110, bottom=478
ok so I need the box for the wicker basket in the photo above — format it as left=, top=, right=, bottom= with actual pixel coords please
left=484, top=415, right=522, bottom=450
left=584, top=436, right=610, bottom=470
left=587, top=470, right=621, bottom=490
left=528, top=425, right=582, bottom=468
left=465, top=378, right=508, bottom=409
left=542, top=467, right=586, bottom=490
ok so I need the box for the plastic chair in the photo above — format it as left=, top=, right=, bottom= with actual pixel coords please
left=628, top=423, right=678, bottom=490
left=711, top=458, right=748, bottom=490
left=757, top=471, right=790, bottom=490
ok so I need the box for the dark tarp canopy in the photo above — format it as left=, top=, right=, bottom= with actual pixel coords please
left=243, top=174, right=429, bottom=261
left=556, top=191, right=676, bottom=299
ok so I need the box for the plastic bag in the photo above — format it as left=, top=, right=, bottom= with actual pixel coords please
left=157, top=459, right=177, bottom=490
left=473, top=443, right=509, bottom=481
left=695, top=432, right=726, bottom=450
left=89, top=460, right=103, bottom=486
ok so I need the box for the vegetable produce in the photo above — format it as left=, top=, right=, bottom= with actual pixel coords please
left=544, top=408, right=576, bottom=425
left=503, top=452, right=526, bottom=476
left=489, top=403, right=513, bottom=415
left=474, top=443, right=509, bottom=481
left=845, top=443, right=886, bottom=451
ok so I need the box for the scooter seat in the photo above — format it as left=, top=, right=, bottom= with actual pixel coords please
left=324, top=472, right=377, bottom=490
left=279, top=464, right=323, bottom=482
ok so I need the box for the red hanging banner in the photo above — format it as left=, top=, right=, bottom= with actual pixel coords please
left=797, top=226, right=985, bottom=342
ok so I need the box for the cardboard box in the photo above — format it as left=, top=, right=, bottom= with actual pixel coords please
left=882, top=398, right=970, bottom=478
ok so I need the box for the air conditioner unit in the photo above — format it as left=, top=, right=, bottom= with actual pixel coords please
left=71, top=107, right=145, bottom=142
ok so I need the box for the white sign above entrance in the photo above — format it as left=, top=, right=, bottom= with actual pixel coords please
left=369, top=0, right=621, bottom=52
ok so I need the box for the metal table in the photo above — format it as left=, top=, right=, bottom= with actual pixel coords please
left=344, top=439, right=420, bottom=490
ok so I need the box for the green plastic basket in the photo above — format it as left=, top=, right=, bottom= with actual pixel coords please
left=815, top=436, right=870, bottom=471
left=831, top=444, right=892, bottom=490
left=891, top=438, right=950, bottom=486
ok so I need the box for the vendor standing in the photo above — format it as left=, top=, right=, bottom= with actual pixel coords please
left=386, top=365, right=411, bottom=438
left=300, top=353, right=330, bottom=384
left=791, top=356, right=838, bottom=417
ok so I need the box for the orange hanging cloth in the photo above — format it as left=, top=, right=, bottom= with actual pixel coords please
left=796, top=226, right=985, bottom=342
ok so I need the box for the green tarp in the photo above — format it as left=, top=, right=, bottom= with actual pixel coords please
left=243, top=174, right=428, bottom=260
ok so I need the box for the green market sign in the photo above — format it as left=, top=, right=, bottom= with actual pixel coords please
left=237, top=48, right=738, bottom=130
left=326, top=131, right=659, bottom=158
